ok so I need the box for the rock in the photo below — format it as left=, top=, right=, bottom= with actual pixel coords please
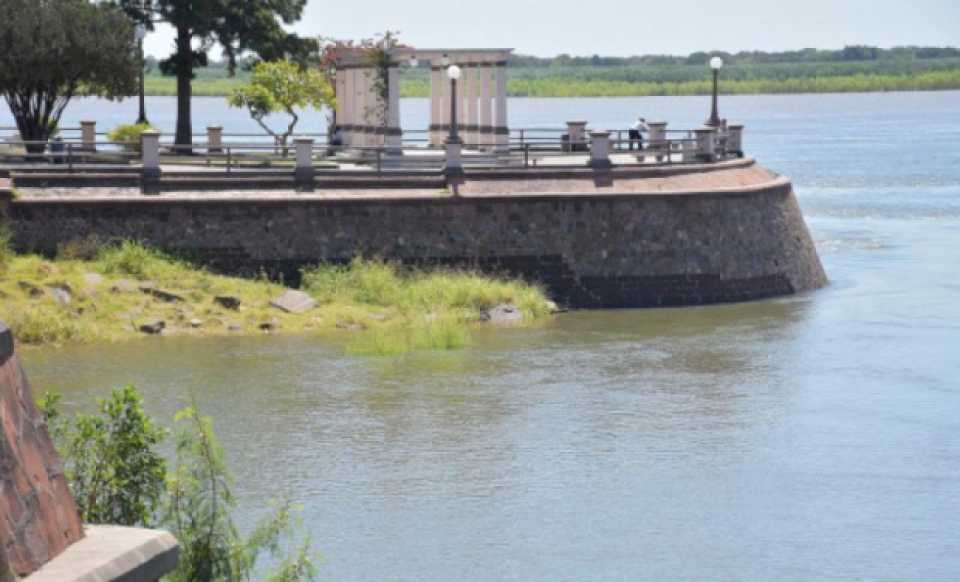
left=226, top=322, right=243, bottom=332
left=83, top=273, right=104, bottom=287
left=214, top=295, right=241, bottom=310
left=18, top=281, right=44, bottom=298
left=111, top=279, right=141, bottom=293
left=259, top=319, right=279, bottom=332
left=189, top=319, right=203, bottom=328
left=139, top=320, right=165, bottom=335
left=46, top=284, right=73, bottom=305
left=482, top=303, right=524, bottom=326
left=141, top=286, right=184, bottom=303
left=269, top=290, right=317, bottom=314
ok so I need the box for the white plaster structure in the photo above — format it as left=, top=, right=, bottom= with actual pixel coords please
left=334, top=49, right=512, bottom=152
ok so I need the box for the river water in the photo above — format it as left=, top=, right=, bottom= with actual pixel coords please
left=14, top=92, right=960, bottom=580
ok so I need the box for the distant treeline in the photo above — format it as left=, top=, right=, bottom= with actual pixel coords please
left=143, top=45, right=960, bottom=98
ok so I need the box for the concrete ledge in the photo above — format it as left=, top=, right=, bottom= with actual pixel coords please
left=25, top=526, right=178, bottom=582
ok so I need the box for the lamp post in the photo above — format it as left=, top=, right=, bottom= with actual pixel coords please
left=705, top=56, right=723, bottom=128
left=135, top=23, right=148, bottom=124
left=444, top=64, right=464, bottom=195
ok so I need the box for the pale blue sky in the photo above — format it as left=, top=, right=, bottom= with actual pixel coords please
left=143, top=0, right=960, bottom=59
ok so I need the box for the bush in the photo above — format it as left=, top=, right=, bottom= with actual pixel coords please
left=96, top=240, right=175, bottom=279
left=107, top=123, right=155, bottom=153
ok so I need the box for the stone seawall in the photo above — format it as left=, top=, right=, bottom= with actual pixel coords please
left=6, top=163, right=827, bottom=308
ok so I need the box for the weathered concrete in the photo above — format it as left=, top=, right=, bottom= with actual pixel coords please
left=25, top=525, right=178, bottom=582
left=6, top=160, right=827, bottom=308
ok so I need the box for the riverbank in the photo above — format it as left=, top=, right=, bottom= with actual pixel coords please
left=0, top=241, right=553, bottom=355
left=143, top=69, right=960, bottom=98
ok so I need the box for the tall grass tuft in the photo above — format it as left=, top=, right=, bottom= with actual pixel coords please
left=96, top=241, right=183, bottom=281
left=7, top=309, right=84, bottom=345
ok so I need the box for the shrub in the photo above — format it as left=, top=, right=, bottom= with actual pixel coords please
left=96, top=240, right=175, bottom=279
left=301, top=258, right=402, bottom=306
left=107, top=123, right=155, bottom=153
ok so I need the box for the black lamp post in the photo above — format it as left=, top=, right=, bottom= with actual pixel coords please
left=446, top=64, right=462, bottom=144
left=135, top=23, right=148, bottom=124
left=705, top=56, right=723, bottom=128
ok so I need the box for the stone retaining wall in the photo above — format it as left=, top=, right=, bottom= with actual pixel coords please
left=4, top=165, right=827, bottom=308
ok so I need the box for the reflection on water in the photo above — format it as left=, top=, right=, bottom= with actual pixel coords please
left=18, top=92, right=960, bottom=580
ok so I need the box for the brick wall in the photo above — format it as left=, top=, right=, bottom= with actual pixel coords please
left=0, top=323, right=84, bottom=579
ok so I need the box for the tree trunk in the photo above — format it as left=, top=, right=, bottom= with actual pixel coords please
left=174, top=25, right=193, bottom=153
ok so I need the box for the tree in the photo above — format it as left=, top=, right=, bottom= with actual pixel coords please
left=113, top=0, right=313, bottom=149
left=0, top=0, right=138, bottom=153
left=228, top=60, right=332, bottom=155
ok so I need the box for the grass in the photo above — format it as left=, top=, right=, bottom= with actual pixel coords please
left=0, top=241, right=553, bottom=356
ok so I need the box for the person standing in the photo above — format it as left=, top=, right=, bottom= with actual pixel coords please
left=628, top=117, right=648, bottom=151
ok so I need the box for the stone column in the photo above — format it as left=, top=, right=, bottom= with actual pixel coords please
left=356, top=68, right=368, bottom=148
left=295, top=137, right=315, bottom=191
left=458, top=63, right=468, bottom=144
left=494, top=63, right=509, bottom=153
left=80, top=120, right=96, bottom=152
left=430, top=67, right=443, bottom=146
left=206, top=126, right=223, bottom=154
left=465, top=64, right=480, bottom=148
left=342, top=68, right=355, bottom=147
left=727, top=124, right=744, bottom=157
left=694, top=127, right=717, bottom=162
left=588, top=131, right=612, bottom=169
left=140, top=129, right=161, bottom=194
left=334, top=68, right=346, bottom=132
left=567, top=121, right=588, bottom=152
left=479, top=66, right=493, bottom=149
left=444, top=140, right=464, bottom=193
left=647, top=121, right=668, bottom=162
left=439, top=68, right=451, bottom=146
left=386, top=65, right=402, bottom=153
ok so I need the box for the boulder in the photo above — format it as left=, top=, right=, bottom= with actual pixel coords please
left=482, top=303, right=524, bottom=326
left=189, top=319, right=203, bottom=328
left=139, top=320, right=165, bottom=335
left=226, top=322, right=243, bottom=332
left=214, top=296, right=241, bottom=310
left=141, top=286, right=184, bottom=303
left=270, top=290, right=317, bottom=314
left=46, top=284, right=72, bottom=306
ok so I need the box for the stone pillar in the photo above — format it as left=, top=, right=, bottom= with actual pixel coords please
left=465, top=64, right=480, bottom=148
left=444, top=140, right=464, bottom=192
left=80, top=120, right=96, bottom=152
left=386, top=65, right=402, bottom=153
left=342, top=68, right=355, bottom=147
left=430, top=67, right=443, bottom=146
left=567, top=121, right=588, bottom=152
left=206, top=126, right=223, bottom=154
left=295, top=137, right=314, bottom=191
left=140, top=129, right=161, bottom=194
left=727, top=124, right=744, bottom=157
left=439, top=68, right=451, bottom=146
left=647, top=121, right=668, bottom=162
left=458, top=63, right=468, bottom=144
left=694, top=127, right=717, bottom=162
left=479, top=66, right=493, bottom=149
left=356, top=69, right=368, bottom=148
left=334, top=68, right=346, bottom=133
left=588, top=131, right=612, bottom=169
left=494, top=63, right=509, bottom=153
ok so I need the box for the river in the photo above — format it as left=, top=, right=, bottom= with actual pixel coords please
left=12, top=92, right=960, bottom=580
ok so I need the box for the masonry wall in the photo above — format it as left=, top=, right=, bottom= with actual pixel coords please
left=0, top=323, right=84, bottom=579
left=6, top=176, right=827, bottom=308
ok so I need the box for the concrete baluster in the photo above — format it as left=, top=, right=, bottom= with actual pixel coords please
left=207, top=126, right=223, bottom=154
left=588, top=131, right=613, bottom=169
left=694, top=127, right=717, bottom=162
left=566, top=121, right=587, bottom=152
left=140, top=129, right=161, bottom=195
left=727, top=124, right=744, bottom=157
left=295, top=137, right=315, bottom=191
left=80, top=121, right=96, bottom=152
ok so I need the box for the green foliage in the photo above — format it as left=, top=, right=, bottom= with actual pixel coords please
left=6, top=309, right=83, bottom=346
left=165, top=405, right=319, bottom=582
left=44, top=386, right=167, bottom=526
left=228, top=60, right=332, bottom=147
left=0, top=0, right=138, bottom=150
left=95, top=240, right=178, bottom=280
left=0, top=223, right=11, bottom=276
left=108, top=123, right=157, bottom=152
left=111, top=0, right=313, bottom=145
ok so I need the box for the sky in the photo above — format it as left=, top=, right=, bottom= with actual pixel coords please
left=142, top=0, right=960, bottom=59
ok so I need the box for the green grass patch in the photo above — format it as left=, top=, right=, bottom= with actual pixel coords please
left=0, top=243, right=553, bottom=354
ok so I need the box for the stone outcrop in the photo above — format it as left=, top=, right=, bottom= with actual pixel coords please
left=0, top=323, right=84, bottom=579
left=6, top=159, right=828, bottom=308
